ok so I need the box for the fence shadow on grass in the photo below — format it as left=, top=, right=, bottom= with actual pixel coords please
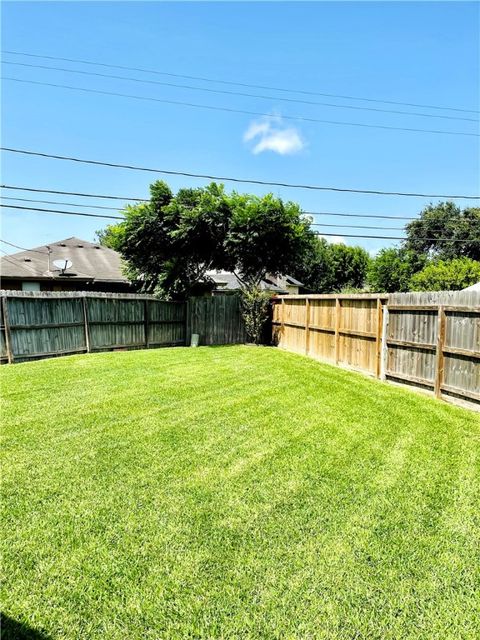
left=1, top=613, right=51, bottom=640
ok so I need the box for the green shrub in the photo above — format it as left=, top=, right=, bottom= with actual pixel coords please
left=409, top=257, right=480, bottom=291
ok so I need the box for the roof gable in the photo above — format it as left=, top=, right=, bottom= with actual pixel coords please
left=0, top=237, right=129, bottom=283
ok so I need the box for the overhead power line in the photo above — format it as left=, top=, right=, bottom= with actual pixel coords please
left=0, top=195, right=419, bottom=222
left=0, top=184, right=148, bottom=201
left=0, top=237, right=48, bottom=253
left=1, top=195, right=123, bottom=211
left=0, top=186, right=420, bottom=219
left=0, top=202, right=457, bottom=233
left=3, top=49, right=477, bottom=115
left=0, top=198, right=472, bottom=231
left=1, top=205, right=478, bottom=243
left=0, top=203, right=123, bottom=220
left=1, top=198, right=472, bottom=232
left=4, top=77, right=477, bottom=138
left=2, top=148, right=479, bottom=199
left=3, top=60, right=476, bottom=123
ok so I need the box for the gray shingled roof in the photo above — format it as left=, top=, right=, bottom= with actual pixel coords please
left=207, top=271, right=288, bottom=293
left=0, top=237, right=128, bottom=283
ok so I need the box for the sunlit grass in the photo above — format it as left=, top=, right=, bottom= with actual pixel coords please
left=1, top=346, right=479, bottom=639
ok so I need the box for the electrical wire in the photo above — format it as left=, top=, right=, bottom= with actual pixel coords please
left=0, top=184, right=148, bottom=201
left=0, top=238, right=48, bottom=253
left=2, top=148, right=479, bottom=199
left=0, top=204, right=123, bottom=220
left=1, top=195, right=123, bottom=211
left=0, top=186, right=423, bottom=220
left=0, top=196, right=420, bottom=222
left=3, top=77, right=477, bottom=138
left=3, top=49, right=477, bottom=114
left=1, top=205, right=478, bottom=242
left=3, top=60, right=476, bottom=123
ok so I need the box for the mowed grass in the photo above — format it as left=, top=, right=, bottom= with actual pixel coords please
left=1, top=346, right=479, bottom=640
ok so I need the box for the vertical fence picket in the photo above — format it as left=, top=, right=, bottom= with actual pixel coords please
left=334, top=298, right=341, bottom=365
left=2, top=297, right=13, bottom=364
left=434, top=306, right=446, bottom=399
left=305, top=298, right=310, bottom=355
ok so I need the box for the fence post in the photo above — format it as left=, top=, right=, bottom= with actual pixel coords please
left=2, top=296, right=14, bottom=364
left=434, top=305, right=446, bottom=398
left=334, top=297, right=341, bottom=364
left=375, top=298, right=383, bottom=378
left=281, top=298, right=285, bottom=343
left=144, top=299, right=149, bottom=349
left=380, top=304, right=389, bottom=380
left=82, top=296, right=91, bottom=353
left=185, top=298, right=190, bottom=346
left=305, top=297, right=310, bottom=355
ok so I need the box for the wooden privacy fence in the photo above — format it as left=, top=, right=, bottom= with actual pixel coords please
left=385, top=291, right=479, bottom=404
left=0, top=291, right=245, bottom=363
left=273, top=294, right=387, bottom=376
left=273, top=291, right=480, bottom=406
left=187, top=296, right=246, bottom=346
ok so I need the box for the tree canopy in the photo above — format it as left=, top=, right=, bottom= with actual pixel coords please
left=98, top=180, right=311, bottom=300
left=367, top=248, right=427, bottom=293
left=404, top=202, right=480, bottom=261
left=367, top=202, right=480, bottom=292
left=291, top=235, right=370, bottom=293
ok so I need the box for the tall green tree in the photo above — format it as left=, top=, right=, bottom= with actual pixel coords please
left=98, top=181, right=232, bottom=298
left=404, top=202, right=480, bottom=260
left=291, top=234, right=334, bottom=293
left=367, top=248, right=427, bottom=293
left=291, top=236, right=370, bottom=293
left=226, top=192, right=310, bottom=289
left=98, top=180, right=313, bottom=341
left=328, top=243, right=370, bottom=291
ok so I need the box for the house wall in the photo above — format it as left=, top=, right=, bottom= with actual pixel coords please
left=0, top=278, right=135, bottom=294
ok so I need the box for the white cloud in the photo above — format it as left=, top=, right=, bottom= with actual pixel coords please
left=243, top=115, right=305, bottom=155
left=320, top=235, right=345, bottom=245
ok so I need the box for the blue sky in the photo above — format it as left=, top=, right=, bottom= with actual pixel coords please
left=1, top=1, right=479, bottom=256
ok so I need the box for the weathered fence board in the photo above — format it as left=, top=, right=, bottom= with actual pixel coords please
left=385, top=292, right=479, bottom=404
left=0, top=298, right=9, bottom=364
left=148, top=300, right=186, bottom=347
left=273, top=291, right=479, bottom=408
left=186, top=295, right=246, bottom=346
left=0, top=291, right=245, bottom=362
left=6, top=296, right=86, bottom=362
left=86, top=297, right=146, bottom=351
left=273, top=294, right=387, bottom=376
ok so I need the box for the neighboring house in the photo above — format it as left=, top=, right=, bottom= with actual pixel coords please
left=0, top=237, right=134, bottom=293
left=206, top=271, right=303, bottom=295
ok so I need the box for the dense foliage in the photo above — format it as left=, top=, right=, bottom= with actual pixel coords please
left=367, top=248, right=427, bottom=293
left=98, top=180, right=311, bottom=340
left=409, top=257, right=480, bottom=292
left=368, top=203, right=480, bottom=292
left=292, top=235, right=370, bottom=293
left=240, top=288, right=272, bottom=344
left=404, top=202, right=480, bottom=261
left=99, top=190, right=480, bottom=300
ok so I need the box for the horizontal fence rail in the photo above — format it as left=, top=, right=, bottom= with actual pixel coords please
left=272, top=294, right=388, bottom=377
left=0, top=291, right=245, bottom=363
left=273, top=291, right=479, bottom=408
left=385, top=291, right=480, bottom=404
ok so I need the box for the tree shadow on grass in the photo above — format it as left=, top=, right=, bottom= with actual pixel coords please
left=1, top=613, right=51, bottom=640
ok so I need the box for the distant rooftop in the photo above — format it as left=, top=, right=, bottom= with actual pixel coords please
left=0, top=237, right=129, bottom=283
left=206, top=271, right=302, bottom=293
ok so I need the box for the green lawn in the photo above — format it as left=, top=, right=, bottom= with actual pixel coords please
left=1, top=346, right=479, bottom=639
